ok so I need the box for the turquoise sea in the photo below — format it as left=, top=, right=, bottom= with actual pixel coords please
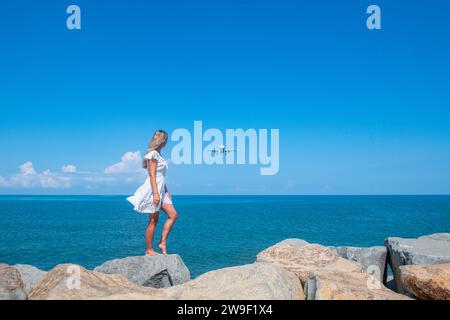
left=0, top=195, right=449, bottom=278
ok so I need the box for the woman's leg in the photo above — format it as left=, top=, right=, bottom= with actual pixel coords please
left=158, top=203, right=179, bottom=255
left=145, top=212, right=161, bottom=256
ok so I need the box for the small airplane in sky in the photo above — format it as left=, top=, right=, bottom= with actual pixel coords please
left=209, top=145, right=238, bottom=155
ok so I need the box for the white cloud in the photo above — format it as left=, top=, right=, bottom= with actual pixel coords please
left=0, top=151, right=147, bottom=190
left=61, top=164, right=77, bottom=173
left=41, top=169, right=72, bottom=188
left=10, top=162, right=37, bottom=188
left=104, top=151, right=144, bottom=174
left=20, top=161, right=36, bottom=175
left=3, top=162, right=72, bottom=189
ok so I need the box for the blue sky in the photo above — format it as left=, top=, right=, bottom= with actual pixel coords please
left=1, top=0, right=450, bottom=195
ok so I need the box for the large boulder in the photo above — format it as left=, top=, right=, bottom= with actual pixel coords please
left=264, top=239, right=387, bottom=283
left=165, top=262, right=304, bottom=300
left=399, top=263, right=450, bottom=300
left=328, top=246, right=387, bottom=283
left=93, top=254, right=190, bottom=288
left=28, top=264, right=169, bottom=300
left=13, top=264, right=47, bottom=295
left=0, top=263, right=26, bottom=300
left=307, top=271, right=411, bottom=300
left=256, top=243, right=364, bottom=285
left=385, top=233, right=450, bottom=293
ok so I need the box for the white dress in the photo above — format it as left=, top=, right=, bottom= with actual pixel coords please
left=126, top=150, right=172, bottom=214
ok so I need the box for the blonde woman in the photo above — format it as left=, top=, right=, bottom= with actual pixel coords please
left=127, top=130, right=179, bottom=256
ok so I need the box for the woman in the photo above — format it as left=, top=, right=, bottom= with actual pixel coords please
left=127, top=130, right=179, bottom=256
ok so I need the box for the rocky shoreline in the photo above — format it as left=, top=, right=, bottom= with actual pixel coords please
left=1, top=233, right=449, bottom=300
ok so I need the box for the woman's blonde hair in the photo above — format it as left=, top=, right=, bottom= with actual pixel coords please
left=143, top=130, right=168, bottom=168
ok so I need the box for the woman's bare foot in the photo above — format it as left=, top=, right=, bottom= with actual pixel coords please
left=157, top=242, right=168, bottom=255
left=145, top=249, right=161, bottom=256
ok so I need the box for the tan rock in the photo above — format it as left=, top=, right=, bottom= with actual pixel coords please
left=27, top=262, right=303, bottom=300
left=13, top=264, right=47, bottom=294
left=0, top=263, right=26, bottom=300
left=28, top=264, right=169, bottom=300
left=99, top=292, right=170, bottom=300
left=400, top=263, right=450, bottom=300
left=256, top=244, right=364, bottom=284
left=307, top=271, right=411, bottom=300
left=165, top=262, right=305, bottom=300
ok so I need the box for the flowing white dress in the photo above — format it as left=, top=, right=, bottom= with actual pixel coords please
left=126, top=150, right=172, bottom=214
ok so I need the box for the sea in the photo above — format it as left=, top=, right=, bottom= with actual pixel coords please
left=0, top=195, right=449, bottom=278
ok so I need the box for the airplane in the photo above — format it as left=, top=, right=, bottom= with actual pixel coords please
left=209, top=145, right=238, bottom=155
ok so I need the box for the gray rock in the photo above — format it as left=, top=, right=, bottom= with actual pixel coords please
left=94, top=254, right=190, bottom=288
left=0, top=263, right=26, bottom=300
left=328, top=246, right=387, bottom=283
left=385, top=233, right=450, bottom=293
left=13, top=264, right=47, bottom=294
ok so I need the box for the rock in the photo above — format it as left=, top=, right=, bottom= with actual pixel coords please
left=307, top=271, right=411, bottom=300
left=399, top=263, right=450, bottom=300
left=385, top=233, right=450, bottom=293
left=13, top=264, right=47, bottom=294
left=94, top=254, right=190, bottom=288
left=29, top=262, right=303, bottom=300
left=28, top=264, right=169, bottom=300
left=262, top=239, right=387, bottom=283
left=0, top=263, right=26, bottom=300
left=165, top=262, right=304, bottom=300
left=328, top=246, right=387, bottom=283
left=256, top=243, right=364, bottom=285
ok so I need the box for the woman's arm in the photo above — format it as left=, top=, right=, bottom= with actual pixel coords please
left=148, top=159, right=160, bottom=207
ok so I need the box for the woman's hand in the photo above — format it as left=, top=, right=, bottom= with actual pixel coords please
left=153, top=193, right=160, bottom=207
